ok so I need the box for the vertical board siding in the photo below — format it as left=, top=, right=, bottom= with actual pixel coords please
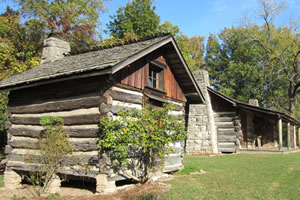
left=114, top=53, right=186, bottom=102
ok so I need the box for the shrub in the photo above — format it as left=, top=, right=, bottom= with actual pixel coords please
left=99, top=104, right=186, bottom=183
left=26, top=116, right=74, bottom=196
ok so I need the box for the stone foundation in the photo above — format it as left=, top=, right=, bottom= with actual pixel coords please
left=45, top=174, right=61, bottom=194
left=186, top=104, right=213, bottom=154
left=96, top=174, right=116, bottom=194
left=185, top=70, right=218, bottom=155
left=4, top=169, right=22, bottom=189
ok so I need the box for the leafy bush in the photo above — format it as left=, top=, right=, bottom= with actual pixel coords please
left=99, top=104, right=186, bottom=183
left=26, top=116, right=74, bottom=196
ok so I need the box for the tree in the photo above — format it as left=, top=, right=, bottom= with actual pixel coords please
left=107, top=0, right=205, bottom=71
left=107, top=0, right=160, bottom=38
left=14, top=0, right=107, bottom=49
left=0, top=7, right=42, bottom=153
left=177, top=35, right=205, bottom=71
left=98, top=104, right=186, bottom=184
left=247, top=0, right=300, bottom=117
left=205, top=28, right=267, bottom=104
left=205, top=1, right=300, bottom=117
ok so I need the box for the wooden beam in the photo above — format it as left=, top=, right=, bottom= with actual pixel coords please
left=287, top=122, right=291, bottom=150
left=8, top=96, right=101, bottom=114
left=8, top=124, right=100, bottom=138
left=278, top=118, right=283, bottom=150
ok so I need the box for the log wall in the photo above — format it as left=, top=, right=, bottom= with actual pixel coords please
left=5, top=75, right=185, bottom=181
left=6, top=76, right=110, bottom=179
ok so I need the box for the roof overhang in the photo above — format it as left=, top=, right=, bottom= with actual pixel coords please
left=208, top=87, right=299, bottom=125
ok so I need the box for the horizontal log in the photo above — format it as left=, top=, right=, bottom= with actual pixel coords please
left=6, top=161, right=100, bottom=178
left=8, top=124, right=100, bottom=138
left=10, top=108, right=100, bottom=125
left=70, top=138, right=99, bottom=152
left=8, top=96, right=101, bottom=114
left=8, top=137, right=39, bottom=149
left=8, top=136, right=99, bottom=152
left=10, top=114, right=100, bottom=126
left=8, top=76, right=109, bottom=106
left=111, top=89, right=143, bottom=105
left=8, top=149, right=100, bottom=166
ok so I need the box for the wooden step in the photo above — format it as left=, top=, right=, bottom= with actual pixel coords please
left=219, top=147, right=236, bottom=153
left=215, top=121, right=233, bottom=125
left=217, top=129, right=236, bottom=134
left=214, top=117, right=235, bottom=122
left=218, top=140, right=236, bottom=153
left=214, top=112, right=236, bottom=118
left=216, top=124, right=236, bottom=129
left=218, top=135, right=236, bottom=142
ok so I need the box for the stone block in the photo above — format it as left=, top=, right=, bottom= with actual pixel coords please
left=96, top=174, right=116, bottom=194
left=4, top=170, right=22, bottom=190
left=45, top=175, right=61, bottom=194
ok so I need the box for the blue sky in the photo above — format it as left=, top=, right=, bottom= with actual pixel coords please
left=1, top=0, right=299, bottom=42
left=100, top=0, right=299, bottom=40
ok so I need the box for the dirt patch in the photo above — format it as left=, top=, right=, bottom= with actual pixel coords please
left=0, top=181, right=171, bottom=200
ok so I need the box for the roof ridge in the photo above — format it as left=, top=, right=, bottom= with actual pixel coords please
left=69, top=33, right=172, bottom=56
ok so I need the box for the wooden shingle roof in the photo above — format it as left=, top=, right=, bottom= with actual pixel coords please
left=0, top=34, right=205, bottom=102
left=0, top=35, right=170, bottom=90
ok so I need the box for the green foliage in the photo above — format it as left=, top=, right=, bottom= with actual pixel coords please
left=108, top=0, right=160, bottom=38
left=205, top=28, right=267, bottom=104
left=99, top=104, right=186, bottom=183
left=0, top=7, right=41, bottom=80
left=14, top=0, right=107, bottom=49
left=177, top=35, right=205, bottom=71
left=25, top=116, right=74, bottom=196
left=204, top=1, right=299, bottom=117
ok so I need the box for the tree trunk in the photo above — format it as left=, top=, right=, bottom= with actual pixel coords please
left=289, top=97, right=296, bottom=118
left=288, top=82, right=297, bottom=118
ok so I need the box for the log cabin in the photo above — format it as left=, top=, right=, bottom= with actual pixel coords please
left=0, top=34, right=206, bottom=193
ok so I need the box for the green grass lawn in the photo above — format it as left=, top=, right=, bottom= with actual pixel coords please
left=162, top=153, right=300, bottom=200
left=0, top=175, right=3, bottom=187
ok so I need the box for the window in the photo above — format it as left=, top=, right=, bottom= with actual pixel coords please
left=148, top=60, right=166, bottom=91
left=149, top=66, right=159, bottom=88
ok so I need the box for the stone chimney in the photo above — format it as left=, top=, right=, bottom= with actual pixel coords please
left=248, top=99, right=259, bottom=107
left=188, top=69, right=218, bottom=154
left=192, top=70, right=210, bottom=93
left=41, top=37, right=71, bottom=64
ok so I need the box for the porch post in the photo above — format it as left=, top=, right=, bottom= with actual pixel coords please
left=278, top=118, right=283, bottom=150
left=293, top=125, right=297, bottom=149
left=287, top=122, right=291, bottom=150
